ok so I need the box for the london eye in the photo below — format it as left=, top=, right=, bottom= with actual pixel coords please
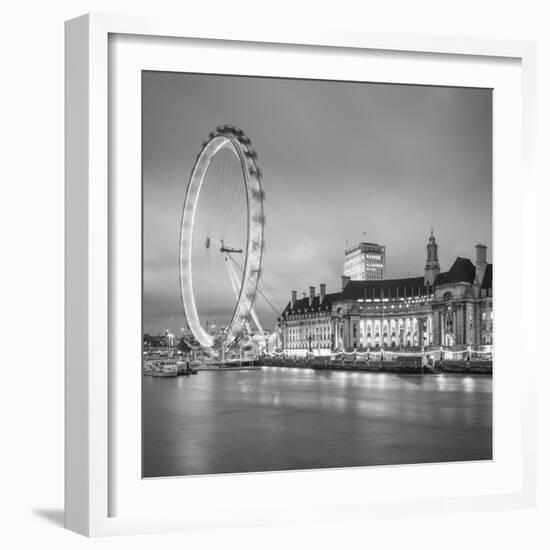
left=179, top=125, right=265, bottom=349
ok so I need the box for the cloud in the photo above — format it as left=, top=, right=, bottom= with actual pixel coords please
left=142, top=73, right=492, bottom=334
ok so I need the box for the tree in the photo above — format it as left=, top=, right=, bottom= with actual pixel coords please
left=177, top=337, right=192, bottom=353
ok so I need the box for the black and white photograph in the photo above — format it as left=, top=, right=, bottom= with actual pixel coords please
left=4, top=0, right=547, bottom=545
left=142, top=71, right=493, bottom=478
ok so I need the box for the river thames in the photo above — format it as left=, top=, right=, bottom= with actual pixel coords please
left=142, top=367, right=492, bottom=478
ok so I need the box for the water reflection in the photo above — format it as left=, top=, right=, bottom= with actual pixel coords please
left=462, top=377, right=475, bottom=393
left=143, top=369, right=492, bottom=477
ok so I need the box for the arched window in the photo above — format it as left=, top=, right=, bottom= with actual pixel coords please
left=443, top=291, right=452, bottom=302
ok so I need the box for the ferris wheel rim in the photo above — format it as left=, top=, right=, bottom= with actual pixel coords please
left=179, top=126, right=264, bottom=348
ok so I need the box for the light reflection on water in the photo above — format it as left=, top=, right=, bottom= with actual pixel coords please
left=143, top=367, right=492, bottom=478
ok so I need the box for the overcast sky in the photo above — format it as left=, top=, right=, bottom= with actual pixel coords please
left=143, top=72, right=492, bottom=335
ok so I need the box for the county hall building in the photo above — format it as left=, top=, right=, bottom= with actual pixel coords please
left=277, top=232, right=493, bottom=355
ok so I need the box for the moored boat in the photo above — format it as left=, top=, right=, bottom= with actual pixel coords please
left=176, top=361, right=199, bottom=376
left=144, top=360, right=179, bottom=377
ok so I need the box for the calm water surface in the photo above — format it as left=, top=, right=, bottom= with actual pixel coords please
left=142, top=367, right=492, bottom=477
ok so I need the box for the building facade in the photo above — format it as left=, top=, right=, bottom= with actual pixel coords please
left=431, top=244, right=493, bottom=348
left=277, top=234, right=492, bottom=355
left=343, top=241, right=385, bottom=280
left=277, top=284, right=337, bottom=356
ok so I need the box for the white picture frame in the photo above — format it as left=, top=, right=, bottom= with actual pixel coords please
left=65, top=13, right=537, bottom=537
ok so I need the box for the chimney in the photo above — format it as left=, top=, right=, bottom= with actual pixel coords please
left=475, top=244, right=487, bottom=265
left=475, top=244, right=488, bottom=286
left=309, top=286, right=315, bottom=306
left=341, top=275, right=350, bottom=290
left=291, top=290, right=297, bottom=309
left=320, top=283, right=326, bottom=303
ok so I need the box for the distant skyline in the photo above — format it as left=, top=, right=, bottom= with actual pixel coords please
left=143, top=72, right=492, bottom=335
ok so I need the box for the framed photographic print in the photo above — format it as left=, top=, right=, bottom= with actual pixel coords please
left=65, top=13, right=536, bottom=536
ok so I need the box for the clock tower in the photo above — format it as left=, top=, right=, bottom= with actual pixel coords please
left=424, top=229, right=440, bottom=286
